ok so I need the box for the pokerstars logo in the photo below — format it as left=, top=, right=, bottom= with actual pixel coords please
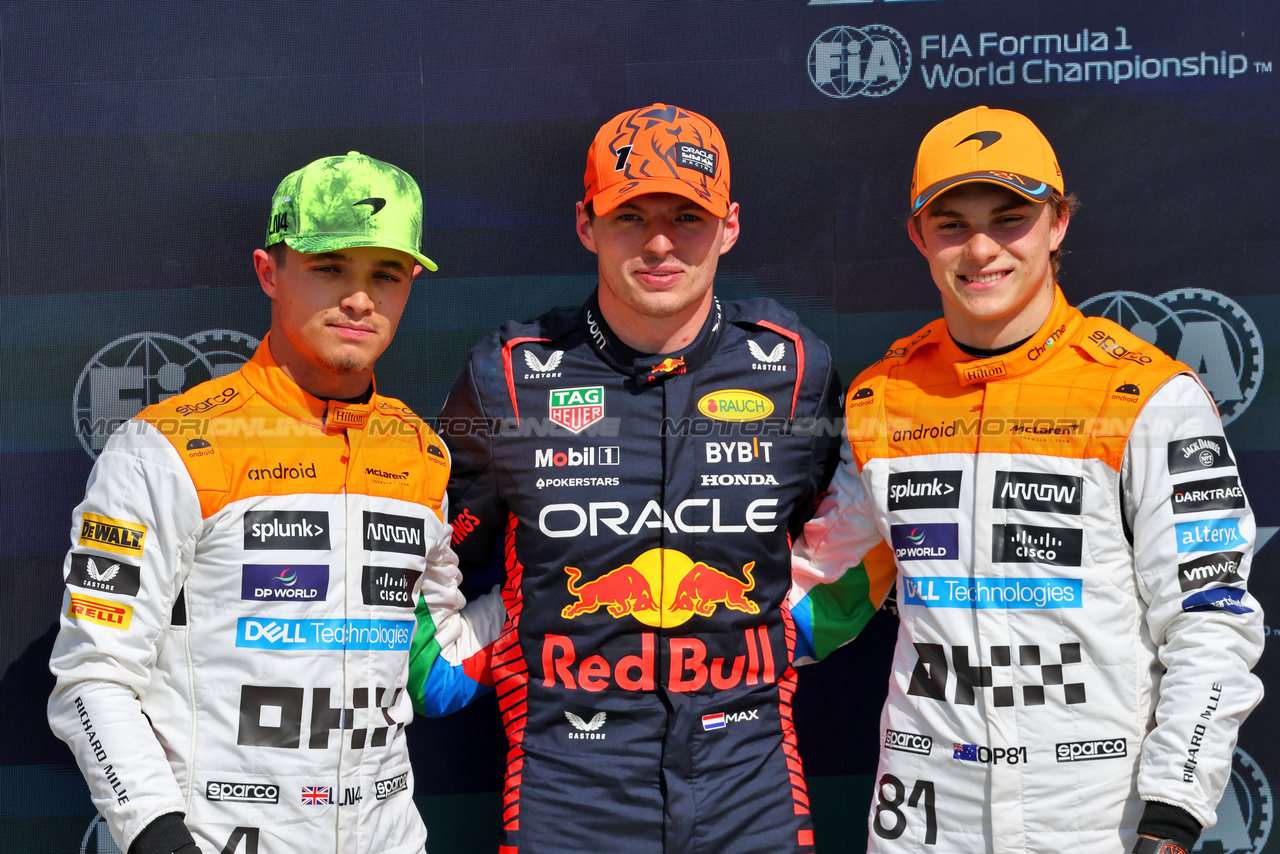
left=809, top=25, right=912, bottom=98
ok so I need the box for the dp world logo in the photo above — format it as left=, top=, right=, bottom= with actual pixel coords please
left=1078, top=289, right=1263, bottom=426
left=1191, top=746, right=1272, bottom=854
left=808, top=25, right=911, bottom=98
left=74, top=329, right=260, bottom=458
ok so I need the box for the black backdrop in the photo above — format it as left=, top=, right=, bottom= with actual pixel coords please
left=2, top=2, right=1277, bottom=851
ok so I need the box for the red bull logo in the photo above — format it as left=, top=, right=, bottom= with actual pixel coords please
left=561, top=565, right=658, bottom=619
left=542, top=625, right=777, bottom=692
left=649, top=357, right=687, bottom=379
left=560, top=549, right=758, bottom=627
left=672, top=561, right=759, bottom=616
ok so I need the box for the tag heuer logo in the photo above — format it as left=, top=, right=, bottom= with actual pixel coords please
left=549, top=386, right=605, bottom=434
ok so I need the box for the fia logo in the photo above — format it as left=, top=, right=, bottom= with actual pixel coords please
left=808, top=25, right=912, bottom=98
left=1079, top=289, right=1262, bottom=425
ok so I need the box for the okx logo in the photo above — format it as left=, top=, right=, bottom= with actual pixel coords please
left=1079, top=289, right=1262, bottom=425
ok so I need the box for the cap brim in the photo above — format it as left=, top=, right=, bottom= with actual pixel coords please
left=911, top=171, right=1056, bottom=215
left=284, top=235, right=438, bottom=272
left=590, top=177, right=729, bottom=218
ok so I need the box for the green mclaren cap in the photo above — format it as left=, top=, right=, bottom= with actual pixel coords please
left=265, top=151, right=437, bottom=272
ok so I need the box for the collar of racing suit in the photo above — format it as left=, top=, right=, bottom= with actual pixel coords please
left=581, top=290, right=726, bottom=383
left=938, top=285, right=1084, bottom=386
left=239, top=332, right=378, bottom=432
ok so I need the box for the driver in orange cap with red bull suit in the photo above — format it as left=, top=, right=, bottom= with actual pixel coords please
left=428, top=104, right=844, bottom=853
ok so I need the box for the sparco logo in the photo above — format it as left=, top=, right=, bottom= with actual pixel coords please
left=362, top=567, right=422, bottom=608
left=363, top=511, right=425, bottom=556
left=887, top=470, right=961, bottom=510
left=993, top=471, right=1082, bottom=515
left=206, top=781, right=280, bottom=803
left=1171, top=476, right=1246, bottom=514
left=808, top=25, right=912, bottom=98
left=1056, top=739, right=1127, bottom=762
left=1178, top=551, right=1245, bottom=592
left=374, top=772, right=409, bottom=800
left=243, top=510, right=329, bottom=550
left=1167, top=435, right=1235, bottom=474
left=884, top=729, right=932, bottom=755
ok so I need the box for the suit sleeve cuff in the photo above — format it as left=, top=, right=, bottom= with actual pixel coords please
left=1137, top=801, right=1201, bottom=851
left=128, top=812, right=196, bottom=854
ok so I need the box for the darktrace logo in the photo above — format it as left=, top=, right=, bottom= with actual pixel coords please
left=1178, top=551, right=1245, bottom=592
left=885, top=729, right=932, bottom=755
left=992, top=524, right=1083, bottom=566
left=1168, top=436, right=1235, bottom=474
left=241, top=564, right=328, bottom=601
left=206, top=781, right=279, bottom=803
left=1056, top=739, right=1126, bottom=763
left=1172, top=476, right=1246, bottom=514
left=1080, top=288, right=1263, bottom=425
left=993, top=471, right=1082, bottom=515
left=243, top=510, right=329, bottom=550
left=890, top=523, right=959, bottom=561
left=353, top=197, right=386, bottom=215
left=68, top=554, right=141, bottom=597
left=887, top=470, right=962, bottom=510
left=374, top=772, right=408, bottom=800
left=363, top=511, right=425, bottom=556
left=808, top=25, right=912, bottom=98
left=362, top=566, right=422, bottom=608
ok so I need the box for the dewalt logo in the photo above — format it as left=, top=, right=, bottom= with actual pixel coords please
left=78, top=513, right=147, bottom=557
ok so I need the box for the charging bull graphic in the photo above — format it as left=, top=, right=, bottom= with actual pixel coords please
left=561, top=564, right=659, bottom=619
left=561, top=550, right=759, bottom=626
left=671, top=561, right=759, bottom=616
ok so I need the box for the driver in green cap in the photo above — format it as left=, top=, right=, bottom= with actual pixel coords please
left=48, top=152, right=500, bottom=854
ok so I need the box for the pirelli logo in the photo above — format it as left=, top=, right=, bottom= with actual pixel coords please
left=68, top=593, right=132, bottom=630
left=78, top=513, right=147, bottom=556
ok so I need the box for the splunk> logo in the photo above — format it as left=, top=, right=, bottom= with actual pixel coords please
left=1078, top=289, right=1263, bottom=425
left=74, top=329, right=261, bottom=458
left=808, top=25, right=912, bottom=98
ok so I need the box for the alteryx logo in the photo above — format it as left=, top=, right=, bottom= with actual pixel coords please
left=903, top=576, right=1081, bottom=609
left=890, top=523, right=959, bottom=561
left=237, top=618, right=413, bottom=650
left=1176, top=518, right=1246, bottom=553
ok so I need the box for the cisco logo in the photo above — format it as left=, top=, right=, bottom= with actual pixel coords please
left=1079, top=289, right=1262, bottom=426
left=808, top=25, right=912, bottom=98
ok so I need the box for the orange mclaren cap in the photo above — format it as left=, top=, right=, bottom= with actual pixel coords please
left=584, top=103, right=731, bottom=218
left=910, top=106, right=1063, bottom=215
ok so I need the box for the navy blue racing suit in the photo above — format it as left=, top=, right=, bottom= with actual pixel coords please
left=437, top=293, right=842, bottom=854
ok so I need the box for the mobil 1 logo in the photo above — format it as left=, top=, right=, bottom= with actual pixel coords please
left=887, top=471, right=961, bottom=511
left=364, top=511, right=425, bottom=556
left=244, top=510, right=330, bottom=550
left=362, top=567, right=422, bottom=608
